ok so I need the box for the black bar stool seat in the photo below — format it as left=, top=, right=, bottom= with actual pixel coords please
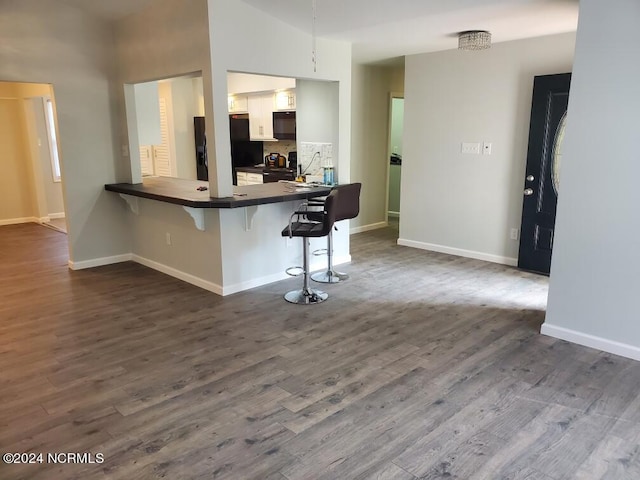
left=307, top=183, right=361, bottom=284
left=281, top=189, right=338, bottom=304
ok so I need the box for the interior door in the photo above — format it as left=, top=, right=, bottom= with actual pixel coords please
left=518, top=73, right=571, bottom=274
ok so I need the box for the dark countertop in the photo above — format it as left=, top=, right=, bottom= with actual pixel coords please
left=105, top=176, right=332, bottom=209
left=235, top=166, right=265, bottom=174
left=236, top=166, right=295, bottom=174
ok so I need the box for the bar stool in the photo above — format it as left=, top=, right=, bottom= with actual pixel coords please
left=309, top=183, right=361, bottom=284
left=281, top=189, right=338, bottom=304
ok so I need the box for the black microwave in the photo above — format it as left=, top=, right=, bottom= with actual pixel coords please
left=273, top=111, right=296, bottom=140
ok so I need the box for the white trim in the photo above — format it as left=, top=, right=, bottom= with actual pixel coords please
left=0, top=217, right=40, bottom=226
left=132, top=254, right=223, bottom=295
left=68, top=254, right=133, bottom=270
left=397, top=238, right=518, bottom=266
left=541, top=323, right=640, bottom=362
left=351, top=221, right=388, bottom=234
left=66, top=251, right=352, bottom=298
left=221, top=254, right=351, bottom=296
left=48, top=212, right=65, bottom=219
left=387, top=211, right=400, bottom=218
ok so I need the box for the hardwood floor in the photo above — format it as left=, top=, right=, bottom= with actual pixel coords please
left=1, top=222, right=639, bottom=479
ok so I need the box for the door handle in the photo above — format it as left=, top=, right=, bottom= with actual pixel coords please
left=524, top=188, right=534, bottom=196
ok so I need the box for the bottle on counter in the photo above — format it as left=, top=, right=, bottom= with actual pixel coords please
left=323, top=164, right=334, bottom=186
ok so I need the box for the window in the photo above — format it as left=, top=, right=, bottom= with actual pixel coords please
left=45, top=98, right=61, bottom=182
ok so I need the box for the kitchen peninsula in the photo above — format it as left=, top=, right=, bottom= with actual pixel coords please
left=105, top=176, right=331, bottom=209
left=103, top=176, right=345, bottom=297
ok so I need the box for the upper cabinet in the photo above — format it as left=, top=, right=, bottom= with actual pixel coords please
left=247, top=93, right=275, bottom=141
left=274, top=90, right=296, bottom=111
left=228, top=94, right=248, bottom=113
left=226, top=73, right=297, bottom=141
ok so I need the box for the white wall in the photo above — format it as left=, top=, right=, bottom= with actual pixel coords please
left=166, top=76, right=201, bottom=180
left=544, top=0, right=640, bottom=360
left=32, top=98, right=65, bottom=216
left=227, top=73, right=295, bottom=94
left=209, top=0, right=353, bottom=291
left=390, top=98, right=404, bottom=156
left=296, top=79, right=340, bottom=175
left=0, top=82, right=64, bottom=220
left=350, top=64, right=403, bottom=231
left=399, top=33, right=576, bottom=265
left=0, top=99, right=36, bottom=223
left=114, top=0, right=224, bottom=285
left=0, top=0, right=130, bottom=262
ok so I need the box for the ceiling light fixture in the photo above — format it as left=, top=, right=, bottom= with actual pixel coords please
left=458, top=30, right=492, bottom=51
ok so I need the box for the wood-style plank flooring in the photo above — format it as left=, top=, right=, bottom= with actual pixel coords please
left=1, top=222, right=639, bottom=479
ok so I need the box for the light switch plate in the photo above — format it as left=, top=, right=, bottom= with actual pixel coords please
left=461, top=142, right=481, bottom=154
left=483, top=142, right=492, bottom=155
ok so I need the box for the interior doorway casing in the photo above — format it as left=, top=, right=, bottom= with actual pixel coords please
left=385, top=92, right=404, bottom=232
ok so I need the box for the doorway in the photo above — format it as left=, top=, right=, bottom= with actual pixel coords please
left=0, top=82, right=66, bottom=233
left=386, top=94, right=404, bottom=236
left=518, top=73, right=571, bottom=274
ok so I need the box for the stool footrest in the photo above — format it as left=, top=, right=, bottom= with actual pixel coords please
left=285, top=266, right=304, bottom=277
left=312, top=248, right=328, bottom=257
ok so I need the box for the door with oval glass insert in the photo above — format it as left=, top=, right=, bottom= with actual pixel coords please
left=518, top=73, right=571, bottom=274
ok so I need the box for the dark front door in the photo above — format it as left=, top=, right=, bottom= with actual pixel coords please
left=518, top=73, right=571, bottom=274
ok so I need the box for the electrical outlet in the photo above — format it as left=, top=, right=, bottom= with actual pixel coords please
left=166, top=233, right=172, bottom=245
left=510, top=228, right=519, bottom=241
left=461, top=142, right=481, bottom=154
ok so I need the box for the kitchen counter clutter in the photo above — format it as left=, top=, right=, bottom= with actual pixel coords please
left=105, top=176, right=332, bottom=209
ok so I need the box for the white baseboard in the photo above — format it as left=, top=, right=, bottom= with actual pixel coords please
left=69, top=254, right=133, bottom=270
left=0, top=215, right=65, bottom=226
left=67, top=251, right=352, bottom=298
left=397, top=238, right=518, bottom=267
left=0, top=217, right=40, bottom=226
left=541, top=323, right=640, bottom=362
left=387, top=211, right=400, bottom=218
left=351, top=221, right=388, bottom=234
left=132, top=254, right=224, bottom=296
left=222, top=254, right=352, bottom=296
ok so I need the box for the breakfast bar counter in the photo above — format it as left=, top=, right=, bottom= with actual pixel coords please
left=105, top=176, right=332, bottom=209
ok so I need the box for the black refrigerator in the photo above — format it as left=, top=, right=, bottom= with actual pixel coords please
left=194, top=116, right=208, bottom=181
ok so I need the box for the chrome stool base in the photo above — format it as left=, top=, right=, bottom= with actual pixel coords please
left=284, top=288, right=328, bottom=305
left=310, top=270, right=349, bottom=284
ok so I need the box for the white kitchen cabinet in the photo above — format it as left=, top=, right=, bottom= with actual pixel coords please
left=236, top=170, right=263, bottom=186
left=246, top=173, right=263, bottom=185
left=228, top=94, right=248, bottom=113
left=274, top=90, right=296, bottom=111
left=248, top=93, right=275, bottom=140
left=236, top=171, right=248, bottom=186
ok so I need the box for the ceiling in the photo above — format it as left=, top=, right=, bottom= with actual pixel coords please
left=60, top=0, right=579, bottom=64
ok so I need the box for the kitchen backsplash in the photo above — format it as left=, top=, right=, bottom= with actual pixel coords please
left=263, top=140, right=296, bottom=161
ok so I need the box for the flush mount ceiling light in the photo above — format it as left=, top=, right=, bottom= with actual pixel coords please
left=458, top=30, right=492, bottom=51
